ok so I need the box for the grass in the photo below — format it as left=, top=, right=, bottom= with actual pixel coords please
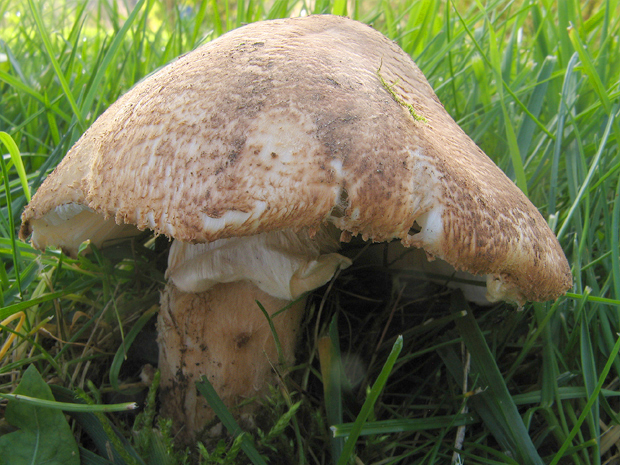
left=1, top=0, right=620, bottom=463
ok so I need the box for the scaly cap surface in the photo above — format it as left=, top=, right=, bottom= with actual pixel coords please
left=20, top=15, right=572, bottom=304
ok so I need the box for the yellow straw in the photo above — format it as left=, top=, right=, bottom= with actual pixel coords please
left=0, top=312, right=25, bottom=361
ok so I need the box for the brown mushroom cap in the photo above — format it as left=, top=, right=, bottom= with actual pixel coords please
left=19, top=14, right=572, bottom=304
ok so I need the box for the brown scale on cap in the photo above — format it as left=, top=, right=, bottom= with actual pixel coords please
left=20, top=14, right=572, bottom=441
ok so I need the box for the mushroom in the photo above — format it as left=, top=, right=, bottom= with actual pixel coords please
left=19, top=15, right=572, bottom=441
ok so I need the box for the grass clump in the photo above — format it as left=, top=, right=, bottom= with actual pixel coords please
left=1, top=0, right=620, bottom=464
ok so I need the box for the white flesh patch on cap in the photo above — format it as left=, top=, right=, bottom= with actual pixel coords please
left=167, top=228, right=352, bottom=300
left=329, top=158, right=344, bottom=178
left=413, top=207, right=443, bottom=246
left=31, top=203, right=138, bottom=256
left=245, top=106, right=318, bottom=166
left=199, top=203, right=267, bottom=232
left=486, top=274, right=525, bottom=306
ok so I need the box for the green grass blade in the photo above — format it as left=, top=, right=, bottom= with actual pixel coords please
left=486, top=17, right=527, bottom=195
left=332, top=0, right=347, bottom=16
left=27, top=0, right=86, bottom=129
left=255, top=298, right=297, bottom=368
left=1, top=259, right=41, bottom=306
left=403, top=0, right=432, bottom=57
left=567, top=24, right=611, bottom=115
left=52, top=385, right=145, bottom=465
left=0, top=132, right=31, bottom=202
left=580, top=310, right=600, bottom=465
left=557, top=105, right=616, bottom=240
left=0, top=69, right=72, bottom=124
left=78, top=447, right=115, bottom=465
left=612, top=174, right=620, bottom=303
left=450, top=1, right=555, bottom=140
left=565, top=293, right=620, bottom=307
left=518, top=56, right=555, bottom=167
left=318, top=316, right=345, bottom=460
left=534, top=303, right=559, bottom=408
left=80, top=0, right=147, bottom=124
left=549, top=333, right=620, bottom=465
left=332, top=413, right=478, bottom=437
left=190, top=0, right=209, bottom=46
left=0, top=392, right=137, bottom=412
left=0, top=142, right=22, bottom=296
left=209, top=0, right=223, bottom=37
left=0, top=278, right=94, bottom=320
left=335, top=335, right=403, bottom=465
left=549, top=52, right=579, bottom=217
left=512, top=387, right=620, bottom=405
left=195, top=377, right=268, bottom=465
left=266, top=0, right=289, bottom=19
left=448, top=292, right=543, bottom=465
left=109, top=304, right=158, bottom=391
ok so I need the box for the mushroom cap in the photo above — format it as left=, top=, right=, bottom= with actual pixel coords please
left=19, top=14, right=572, bottom=304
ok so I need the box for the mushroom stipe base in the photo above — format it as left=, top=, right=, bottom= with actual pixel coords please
left=158, top=281, right=305, bottom=443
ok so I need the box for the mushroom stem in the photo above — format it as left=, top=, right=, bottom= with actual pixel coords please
left=157, top=227, right=351, bottom=441
left=158, top=280, right=306, bottom=441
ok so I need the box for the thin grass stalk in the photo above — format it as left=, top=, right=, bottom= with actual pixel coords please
left=80, top=0, right=147, bottom=131
left=27, top=0, right=86, bottom=129
left=318, top=317, right=344, bottom=460
left=612, top=174, right=620, bottom=306
left=0, top=148, right=22, bottom=297
left=557, top=106, right=617, bottom=240
left=484, top=16, right=528, bottom=194
left=580, top=311, right=600, bottom=465
left=0, top=132, right=31, bottom=202
left=195, top=377, right=268, bottom=465
left=336, top=335, right=403, bottom=465
left=0, top=392, right=137, bottom=412
left=448, top=292, right=543, bottom=465
left=549, top=333, right=620, bottom=464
